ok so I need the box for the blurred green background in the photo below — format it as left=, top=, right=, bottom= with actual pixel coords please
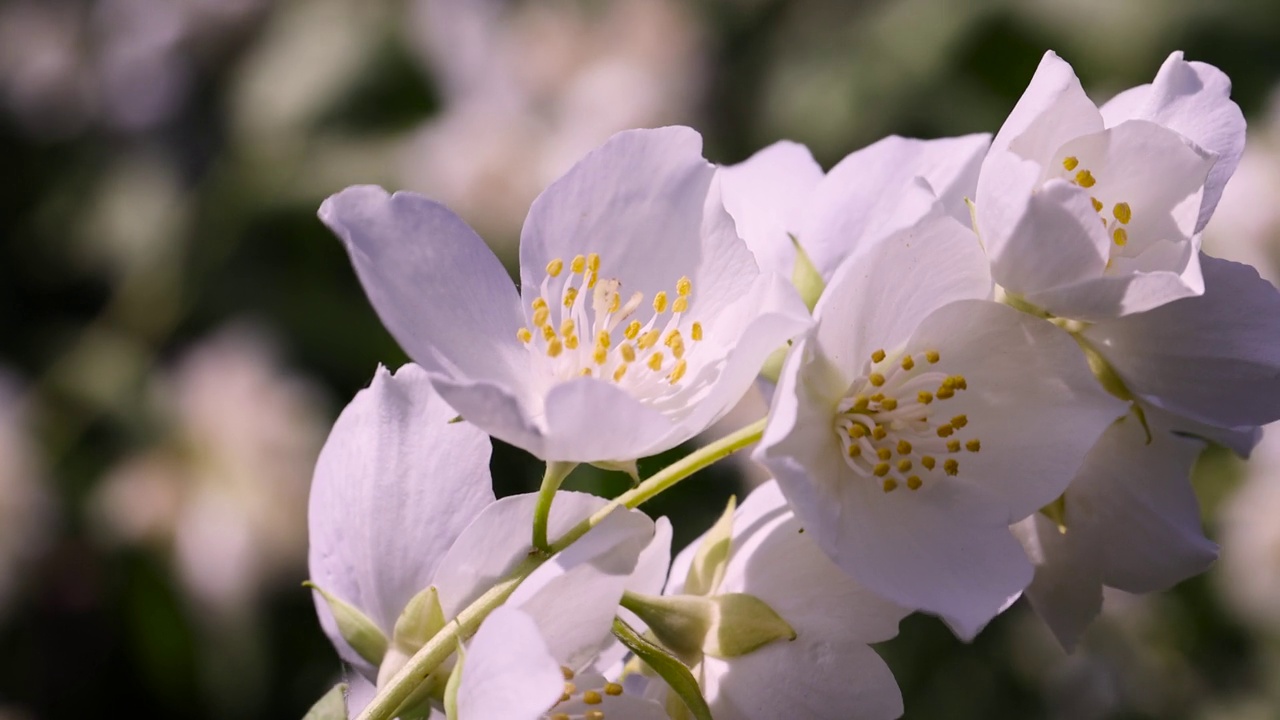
left=3, top=0, right=1280, bottom=718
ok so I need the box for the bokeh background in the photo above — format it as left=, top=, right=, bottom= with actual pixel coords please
left=3, top=0, right=1280, bottom=718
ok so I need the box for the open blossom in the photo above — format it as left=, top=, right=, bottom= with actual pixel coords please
left=977, top=51, right=1244, bottom=321
left=307, top=363, right=663, bottom=716
left=320, top=126, right=810, bottom=464
left=717, top=133, right=989, bottom=283
left=756, top=206, right=1127, bottom=636
left=650, top=480, right=908, bottom=720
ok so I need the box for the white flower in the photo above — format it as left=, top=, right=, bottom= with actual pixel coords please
left=756, top=209, right=1127, bottom=636
left=320, top=126, right=811, bottom=464
left=718, top=134, right=989, bottom=283
left=976, top=51, right=1244, bottom=321
left=307, top=364, right=663, bottom=716
left=654, top=480, right=909, bottom=720
left=1012, top=410, right=1216, bottom=650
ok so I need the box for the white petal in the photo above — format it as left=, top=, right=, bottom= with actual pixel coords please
left=540, top=377, right=681, bottom=462
left=596, top=517, right=673, bottom=673
left=717, top=140, right=824, bottom=278
left=457, top=606, right=563, bottom=720
left=1101, top=52, right=1246, bottom=232
left=1011, top=513, right=1102, bottom=652
left=343, top=672, right=378, bottom=718
left=1023, top=248, right=1203, bottom=321
left=1083, top=255, right=1280, bottom=428
left=519, top=127, right=718, bottom=312
left=906, top=301, right=1129, bottom=518
left=991, top=51, right=1103, bottom=164
left=319, top=186, right=530, bottom=396
left=308, top=365, right=494, bottom=669
left=801, top=133, right=991, bottom=279
left=814, top=214, right=992, bottom=371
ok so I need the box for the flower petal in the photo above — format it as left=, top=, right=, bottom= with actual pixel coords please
left=308, top=364, right=494, bottom=670
left=718, top=140, right=825, bottom=277
left=457, top=606, right=563, bottom=720
left=540, top=377, right=682, bottom=462
left=801, top=133, right=991, bottom=279
left=319, top=186, right=530, bottom=395
left=1082, top=255, right=1280, bottom=428
left=1011, top=513, right=1103, bottom=652
left=990, top=51, right=1103, bottom=164
left=1101, top=52, right=1246, bottom=232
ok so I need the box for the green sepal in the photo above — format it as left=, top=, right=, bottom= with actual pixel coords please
left=683, top=496, right=736, bottom=597
left=704, top=592, right=797, bottom=658
left=620, top=593, right=714, bottom=666
left=302, top=683, right=347, bottom=720
left=789, top=233, right=825, bottom=312
left=611, top=617, right=713, bottom=720
left=590, top=458, right=641, bottom=484
left=304, top=581, right=388, bottom=666
left=393, top=585, right=446, bottom=654
left=443, top=639, right=466, bottom=720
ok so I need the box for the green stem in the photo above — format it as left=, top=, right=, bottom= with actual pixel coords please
left=532, top=461, right=578, bottom=553
left=354, top=418, right=767, bottom=720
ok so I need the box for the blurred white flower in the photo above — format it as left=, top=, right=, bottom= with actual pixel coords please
left=90, top=326, right=327, bottom=614
left=0, top=370, right=53, bottom=618
left=1218, top=425, right=1280, bottom=633
left=400, top=0, right=707, bottom=244
left=1205, top=90, right=1280, bottom=285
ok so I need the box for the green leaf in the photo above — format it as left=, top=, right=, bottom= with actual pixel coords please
left=611, top=617, right=713, bottom=720
left=303, top=683, right=348, bottom=720
left=305, top=581, right=388, bottom=666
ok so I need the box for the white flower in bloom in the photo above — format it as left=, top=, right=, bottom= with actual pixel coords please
left=308, top=364, right=664, bottom=716
left=756, top=209, right=1127, bottom=636
left=654, top=480, right=908, bottom=720
left=320, top=126, right=811, bottom=464
left=977, top=51, right=1244, bottom=321
left=1012, top=411, right=1216, bottom=650
left=718, top=133, right=989, bottom=282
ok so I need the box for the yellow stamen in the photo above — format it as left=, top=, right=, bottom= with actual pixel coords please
left=883, top=478, right=898, bottom=493
left=1091, top=197, right=1103, bottom=213
left=638, top=329, right=660, bottom=350
left=587, top=253, right=600, bottom=274
left=580, top=368, right=592, bottom=377
left=898, top=459, right=912, bottom=473
left=593, top=346, right=608, bottom=365
left=533, top=298, right=548, bottom=311
left=936, top=424, right=954, bottom=438
left=624, top=320, right=641, bottom=340
left=869, top=373, right=886, bottom=387
left=946, top=439, right=961, bottom=453
left=921, top=456, right=936, bottom=470
left=871, top=349, right=886, bottom=363
left=517, top=328, right=533, bottom=343
left=570, top=255, right=586, bottom=273
left=897, top=440, right=912, bottom=455
left=669, top=359, right=687, bottom=384
left=604, top=683, right=623, bottom=696
left=547, top=338, right=563, bottom=358
left=596, top=331, right=611, bottom=350
left=1113, top=202, right=1131, bottom=224
left=936, top=386, right=955, bottom=400
left=853, top=395, right=870, bottom=411
left=918, top=391, right=934, bottom=404
left=872, top=425, right=887, bottom=441
left=966, top=439, right=981, bottom=452
left=1075, top=169, right=1096, bottom=188
left=647, top=353, right=663, bottom=371
left=583, top=690, right=602, bottom=705
left=849, top=424, right=867, bottom=439
left=691, top=322, right=704, bottom=341
left=533, top=307, right=550, bottom=328
left=613, top=364, right=628, bottom=382
left=672, top=297, right=689, bottom=313
left=901, top=355, right=915, bottom=371
left=1063, top=156, right=1079, bottom=171
left=848, top=445, right=862, bottom=458
left=563, top=287, right=578, bottom=308
left=882, top=397, right=900, bottom=411
left=542, top=324, right=557, bottom=341
left=925, top=350, right=940, bottom=364
left=565, top=334, right=579, bottom=350
left=676, top=276, right=692, bottom=296
left=877, top=447, right=892, bottom=461
left=944, top=459, right=959, bottom=476
left=620, top=344, right=636, bottom=363
left=1113, top=228, right=1128, bottom=246
left=950, top=414, right=967, bottom=428
left=653, top=292, right=668, bottom=313
left=906, top=476, right=922, bottom=490
left=547, top=258, right=564, bottom=277
left=873, top=462, right=890, bottom=477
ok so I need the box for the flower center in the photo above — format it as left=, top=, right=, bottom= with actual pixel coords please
left=546, top=666, right=626, bottom=720
left=1060, top=155, right=1134, bottom=261
left=516, top=253, right=706, bottom=396
left=832, top=347, right=981, bottom=493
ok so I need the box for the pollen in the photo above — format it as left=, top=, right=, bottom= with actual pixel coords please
left=883, top=478, right=898, bottom=492
left=604, top=682, right=623, bottom=696
left=877, top=447, right=892, bottom=461
left=880, top=397, right=898, bottom=410
left=966, top=439, right=981, bottom=452
left=849, top=424, right=867, bottom=439
left=669, top=359, right=688, bottom=384
left=691, top=322, right=704, bottom=341
left=897, top=440, right=912, bottom=455
left=947, top=439, right=961, bottom=453
left=623, top=320, right=641, bottom=340
left=547, top=338, right=564, bottom=358
left=533, top=306, right=550, bottom=328
left=620, top=344, right=636, bottom=363
left=921, top=456, right=936, bottom=470
left=872, top=425, right=888, bottom=440
left=936, top=424, right=954, bottom=438
left=517, top=328, right=533, bottom=343
left=901, top=355, right=915, bottom=371
left=542, top=324, right=557, bottom=341
left=565, top=334, right=580, bottom=349
left=1091, top=197, right=1103, bottom=213
left=570, top=255, right=586, bottom=273
left=944, top=459, right=959, bottom=476
left=547, top=258, right=564, bottom=277
left=871, top=348, right=886, bottom=363
left=1113, top=228, right=1128, bottom=246
left=560, top=319, right=576, bottom=337
left=1075, top=169, right=1096, bottom=188
left=1063, top=156, right=1079, bottom=171
left=653, top=291, right=668, bottom=313
left=853, top=395, right=870, bottom=411
left=638, top=329, right=660, bottom=350
left=848, top=445, right=862, bottom=458
left=587, top=253, right=600, bottom=274
left=593, top=346, right=608, bottom=365
left=563, top=287, right=578, bottom=308
left=925, top=350, right=940, bottom=363
left=897, top=459, right=912, bottom=473
left=1113, top=202, right=1132, bottom=224
left=950, top=414, right=967, bottom=428
left=869, top=373, right=886, bottom=387
left=583, top=690, right=603, bottom=705
left=596, top=331, right=611, bottom=350
left=648, top=353, right=664, bottom=371
left=873, top=462, right=890, bottom=477
left=677, top=276, right=692, bottom=296
left=907, top=476, right=922, bottom=490
left=918, top=391, right=933, bottom=404
left=613, top=364, right=628, bottom=381
left=672, top=297, right=689, bottom=313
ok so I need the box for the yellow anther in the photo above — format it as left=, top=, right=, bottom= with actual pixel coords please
left=1113, top=202, right=1132, bottom=224
left=653, top=291, right=668, bottom=313
left=620, top=343, right=637, bottom=363
left=547, top=338, right=564, bottom=358
left=1063, top=156, right=1079, bottom=171
left=918, top=391, right=934, bottom=404
left=869, top=373, right=886, bottom=387
left=533, top=307, right=550, bottom=327
left=604, top=682, right=623, bottom=696
left=901, top=355, right=915, bottom=371
left=593, top=346, right=608, bottom=365
left=565, top=334, right=580, bottom=350
left=677, top=276, right=692, bottom=296
left=849, top=424, right=867, bottom=439
left=596, top=331, right=611, bottom=349
left=639, top=329, right=660, bottom=350
left=691, top=322, right=704, bottom=341
left=898, top=459, right=913, bottom=473
left=925, top=350, right=940, bottom=363
left=1075, top=169, right=1096, bottom=188
left=953, top=375, right=967, bottom=390
left=1113, top=228, right=1128, bottom=246
left=944, top=459, right=959, bottom=476
left=563, top=287, right=578, bottom=308
left=877, top=447, right=892, bottom=461
left=871, top=349, right=886, bottom=363
left=921, top=456, right=936, bottom=470
left=585, top=712, right=604, bottom=720
left=669, top=359, right=688, bottom=384
left=872, top=425, right=888, bottom=441
left=883, top=478, right=898, bottom=493
left=533, top=297, right=548, bottom=311
left=583, top=690, right=603, bottom=705
left=1091, top=197, right=1103, bottom=213
left=670, top=337, right=686, bottom=359
left=587, top=253, right=600, bottom=273
left=936, top=386, right=955, bottom=400
left=907, top=476, right=922, bottom=490
left=870, top=393, right=884, bottom=402
left=517, top=327, right=533, bottom=343
left=580, top=368, right=593, bottom=377
left=853, top=395, right=870, bottom=411
left=561, top=666, right=575, bottom=680
left=624, top=320, right=641, bottom=340
left=966, top=439, right=982, bottom=452
left=547, top=259, right=564, bottom=277
left=664, top=330, right=681, bottom=346
left=848, top=445, right=862, bottom=458
left=873, top=462, right=890, bottom=477
left=880, top=397, right=898, bottom=410
left=897, top=440, right=912, bottom=455
left=542, top=324, right=557, bottom=341
left=946, top=439, right=961, bottom=453
left=950, top=414, right=967, bottom=428
left=613, top=364, right=628, bottom=382
left=936, top=424, right=954, bottom=438
left=560, top=319, right=576, bottom=337
left=647, top=353, right=663, bottom=371
left=672, top=296, right=689, bottom=313
left=571, top=255, right=586, bottom=273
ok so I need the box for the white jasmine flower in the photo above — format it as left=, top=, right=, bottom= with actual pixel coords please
left=756, top=209, right=1127, bottom=636
left=977, top=51, right=1244, bottom=321
left=320, top=126, right=810, bottom=464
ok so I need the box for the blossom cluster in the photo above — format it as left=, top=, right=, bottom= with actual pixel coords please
left=306, top=50, right=1280, bottom=719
